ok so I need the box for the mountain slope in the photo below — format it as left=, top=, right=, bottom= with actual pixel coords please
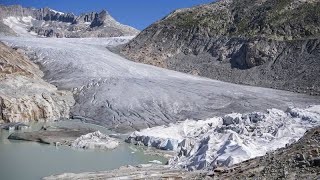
left=120, top=0, right=320, bottom=95
left=0, top=5, right=139, bottom=37
left=0, top=42, right=74, bottom=123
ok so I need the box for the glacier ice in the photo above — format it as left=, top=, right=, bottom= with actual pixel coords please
left=127, top=105, right=320, bottom=170
left=71, top=131, right=119, bottom=150
left=0, top=37, right=319, bottom=133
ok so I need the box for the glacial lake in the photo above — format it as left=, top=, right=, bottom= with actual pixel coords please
left=0, top=121, right=167, bottom=180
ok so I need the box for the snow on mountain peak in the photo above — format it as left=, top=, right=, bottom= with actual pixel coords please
left=48, top=8, right=64, bottom=15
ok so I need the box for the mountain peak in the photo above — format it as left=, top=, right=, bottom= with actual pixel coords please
left=0, top=5, right=139, bottom=37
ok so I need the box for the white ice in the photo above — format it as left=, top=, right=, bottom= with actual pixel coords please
left=128, top=105, right=320, bottom=170
left=48, top=8, right=65, bottom=15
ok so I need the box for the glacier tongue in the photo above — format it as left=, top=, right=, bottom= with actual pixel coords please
left=127, top=105, right=320, bottom=170
left=0, top=37, right=319, bottom=133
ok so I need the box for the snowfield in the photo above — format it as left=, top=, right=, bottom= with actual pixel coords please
left=127, top=105, right=320, bottom=170
left=0, top=37, right=319, bottom=133
left=3, top=16, right=37, bottom=37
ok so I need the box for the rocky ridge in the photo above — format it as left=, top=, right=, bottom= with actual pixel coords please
left=120, top=0, right=320, bottom=95
left=0, top=5, right=139, bottom=37
left=0, top=42, right=74, bottom=123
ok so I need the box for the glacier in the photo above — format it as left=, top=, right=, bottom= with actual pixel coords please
left=0, top=36, right=319, bottom=133
left=127, top=105, right=320, bottom=170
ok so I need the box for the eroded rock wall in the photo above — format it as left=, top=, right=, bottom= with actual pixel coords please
left=0, top=42, right=74, bottom=123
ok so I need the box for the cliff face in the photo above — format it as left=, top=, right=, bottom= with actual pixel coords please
left=0, top=5, right=139, bottom=37
left=0, top=42, right=74, bottom=123
left=121, top=0, right=320, bottom=95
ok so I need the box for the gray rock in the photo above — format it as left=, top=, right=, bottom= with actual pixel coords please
left=42, top=164, right=209, bottom=180
left=120, top=0, right=320, bottom=95
left=247, top=112, right=265, bottom=123
left=297, top=160, right=310, bottom=168
left=8, top=126, right=94, bottom=146
left=310, top=157, right=320, bottom=167
left=222, top=113, right=241, bottom=126
left=296, top=153, right=306, bottom=161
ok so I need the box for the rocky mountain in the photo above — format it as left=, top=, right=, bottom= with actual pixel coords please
left=0, top=42, right=74, bottom=123
left=120, top=0, right=320, bottom=95
left=0, top=5, right=139, bottom=37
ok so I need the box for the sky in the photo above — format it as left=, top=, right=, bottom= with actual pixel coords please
left=0, top=0, right=215, bottom=30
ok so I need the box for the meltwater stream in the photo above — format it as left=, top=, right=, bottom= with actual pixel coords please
left=0, top=121, right=167, bottom=180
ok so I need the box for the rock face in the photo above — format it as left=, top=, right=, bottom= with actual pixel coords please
left=121, top=0, right=320, bottom=95
left=0, top=42, right=74, bottom=123
left=126, top=105, right=320, bottom=171
left=0, top=5, right=139, bottom=37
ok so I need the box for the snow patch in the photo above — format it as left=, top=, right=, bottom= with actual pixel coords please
left=3, top=16, right=36, bottom=37
left=49, top=8, right=65, bottom=15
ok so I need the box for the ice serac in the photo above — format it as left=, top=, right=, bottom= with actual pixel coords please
left=127, top=105, right=320, bottom=170
left=0, top=5, right=139, bottom=37
left=1, top=37, right=319, bottom=133
left=0, top=42, right=74, bottom=123
left=121, top=0, right=320, bottom=95
left=42, top=127, right=320, bottom=179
